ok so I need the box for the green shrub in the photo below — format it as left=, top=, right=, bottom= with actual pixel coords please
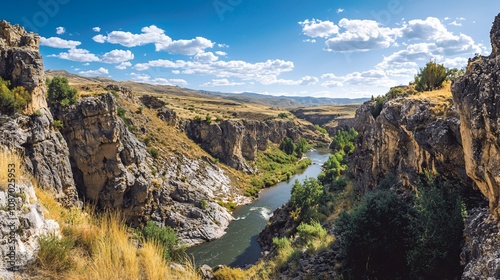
left=296, top=221, right=327, bottom=246
left=138, top=221, right=184, bottom=261
left=334, top=189, right=412, bottom=279
left=36, top=234, right=74, bottom=273
left=0, top=78, right=31, bottom=115
left=315, top=125, right=328, bottom=135
left=279, top=137, right=296, bottom=155
left=414, top=61, right=447, bottom=92
left=278, top=112, right=289, bottom=119
left=117, top=107, right=126, bottom=119
left=205, top=114, right=212, bottom=124
left=148, top=148, right=159, bottom=159
left=47, top=77, right=78, bottom=107
left=290, top=178, right=323, bottom=221
left=53, top=119, right=63, bottom=130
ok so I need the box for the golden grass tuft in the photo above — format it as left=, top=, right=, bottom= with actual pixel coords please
left=32, top=177, right=201, bottom=280
left=0, top=148, right=28, bottom=191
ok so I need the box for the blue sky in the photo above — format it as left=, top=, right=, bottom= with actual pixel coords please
left=2, top=1, right=499, bottom=98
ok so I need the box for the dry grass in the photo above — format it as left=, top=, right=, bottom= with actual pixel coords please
left=408, top=82, right=454, bottom=117
left=33, top=185, right=201, bottom=280
left=0, top=148, right=27, bottom=191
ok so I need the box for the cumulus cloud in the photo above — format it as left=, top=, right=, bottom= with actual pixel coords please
left=40, top=37, right=81, bottom=48
left=101, top=49, right=135, bottom=64
left=299, top=19, right=339, bottom=38
left=92, top=27, right=101, bottom=32
left=325, top=19, right=397, bottom=52
left=337, top=8, right=344, bottom=14
left=130, top=73, right=187, bottom=86
left=92, top=25, right=213, bottom=55
left=79, top=67, right=109, bottom=77
left=134, top=58, right=295, bottom=85
left=56, top=27, right=66, bottom=35
left=51, top=48, right=100, bottom=62
left=321, top=69, right=397, bottom=88
left=449, top=21, right=462, bottom=27
left=215, top=51, right=227, bottom=56
left=116, top=62, right=132, bottom=70
left=194, top=52, right=218, bottom=63
left=201, top=79, right=245, bottom=87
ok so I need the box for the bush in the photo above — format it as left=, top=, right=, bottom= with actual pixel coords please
left=414, top=61, right=447, bottom=92
left=334, top=189, right=412, bottom=279
left=138, top=221, right=184, bottom=261
left=315, top=125, right=328, bottom=135
left=36, top=234, right=74, bottom=273
left=296, top=221, right=327, bottom=246
left=53, top=119, right=63, bottom=130
left=47, top=77, right=78, bottom=106
left=148, top=148, right=159, bottom=159
left=279, top=137, right=296, bottom=155
left=290, top=178, right=323, bottom=221
left=0, top=78, right=31, bottom=115
left=407, top=184, right=464, bottom=279
left=278, top=112, right=289, bottom=119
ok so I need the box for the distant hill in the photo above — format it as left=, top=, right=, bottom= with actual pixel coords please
left=47, top=70, right=369, bottom=108
left=198, top=90, right=369, bottom=108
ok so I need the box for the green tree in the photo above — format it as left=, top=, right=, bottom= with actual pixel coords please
left=295, top=138, right=309, bottom=158
left=279, top=137, right=296, bottom=155
left=0, top=78, right=31, bottom=115
left=334, top=189, right=413, bottom=279
left=290, top=178, right=323, bottom=221
left=47, top=77, right=78, bottom=107
left=407, top=184, right=464, bottom=279
left=414, top=61, right=448, bottom=92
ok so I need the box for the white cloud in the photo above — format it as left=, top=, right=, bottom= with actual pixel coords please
left=134, top=58, right=295, bottom=85
left=401, top=17, right=450, bottom=41
left=337, top=8, right=344, bottom=13
left=83, top=63, right=90, bottom=66
left=218, top=43, right=229, bottom=48
left=303, top=39, right=317, bottom=43
left=79, top=67, right=109, bottom=77
left=162, top=37, right=214, bottom=55
left=93, top=25, right=172, bottom=48
left=201, top=79, right=245, bottom=87
left=40, top=37, right=81, bottom=48
left=116, top=62, right=132, bottom=70
left=449, top=21, right=462, bottom=27
left=324, top=19, right=397, bottom=52
left=442, top=57, right=468, bottom=69
left=172, top=70, right=181, bottom=74
left=299, top=19, right=339, bottom=38
left=299, top=76, right=319, bottom=85
left=194, top=52, right=218, bottom=63
left=56, top=27, right=66, bottom=35
left=92, top=27, right=101, bottom=32
left=215, top=51, right=227, bottom=56
left=53, top=48, right=100, bottom=62
left=321, top=69, right=397, bottom=88
left=129, top=73, right=187, bottom=86
left=92, top=25, right=214, bottom=55
left=101, top=49, right=135, bottom=64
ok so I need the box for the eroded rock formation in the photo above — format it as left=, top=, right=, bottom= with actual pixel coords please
left=0, top=21, right=78, bottom=205
left=350, top=97, right=474, bottom=194
left=452, top=13, right=500, bottom=219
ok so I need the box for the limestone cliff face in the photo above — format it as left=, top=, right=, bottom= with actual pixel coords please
left=185, top=119, right=299, bottom=173
left=0, top=21, right=78, bottom=205
left=452, top=13, right=500, bottom=219
left=59, top=94, right=152, bottom=221
left=350, top=97, right=473, bottom=192
left=0, top=20, right=47, bottom=114
left=59, top=93, right=235, bottom=244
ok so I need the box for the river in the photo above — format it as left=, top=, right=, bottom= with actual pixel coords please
left=186, top=149, right=331, bottom=268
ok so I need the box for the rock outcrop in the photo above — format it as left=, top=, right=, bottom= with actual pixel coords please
left=59, top=93, right=152, bottom=222
left=350, top=97, right=475, bottom=194
left=0, top=182, right=60, bottom=277
left=0, top=20, right=47, bottom=114
left=461, top=208, right=500, bottom=279
left=452, top=13, right=500, bottom=219
left=0, top=21, right=78, bottom=205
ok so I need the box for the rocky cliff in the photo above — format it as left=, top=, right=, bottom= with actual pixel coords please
left=452, top=13, right=500, bottom=219
left=0, top=21, right=78, bottom=205
left=350, top=95, right=475, bottom=195
left=0, top=20, right=47, bottom=114
left=185, top=119, right=304, bottom=173
left=58, top=93, right=152, bottom=222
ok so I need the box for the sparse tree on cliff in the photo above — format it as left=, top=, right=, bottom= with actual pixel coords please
left=414, top=61, right=448, bottom=92
left=47, top=77, right=78, bottom=107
